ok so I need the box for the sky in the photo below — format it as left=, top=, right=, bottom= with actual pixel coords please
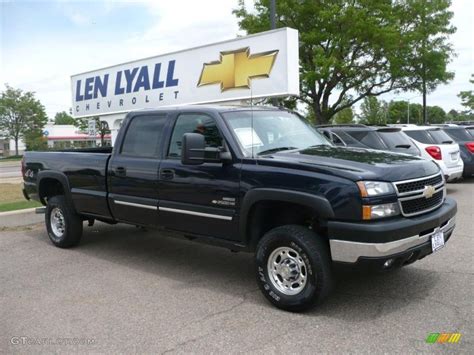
left=0, top=0, right=473, bottom=119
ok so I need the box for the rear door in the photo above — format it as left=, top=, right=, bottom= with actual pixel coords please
left=108, top=113, right=168, bottom=226
left=157, top=111, right=241, bottom=240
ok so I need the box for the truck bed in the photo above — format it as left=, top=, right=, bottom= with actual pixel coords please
left=23, top=150, right=112, bottom=219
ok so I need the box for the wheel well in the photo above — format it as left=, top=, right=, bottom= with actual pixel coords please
left=246, top=200, right=327, bottom=250
left=38, top=178, right=65, bottom=203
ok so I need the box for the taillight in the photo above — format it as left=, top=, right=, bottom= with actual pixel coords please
left=425, top=146, right=442, bottom=160
left=465, top=142, right=474, bottom=153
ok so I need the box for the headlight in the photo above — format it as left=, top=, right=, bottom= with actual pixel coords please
left=362, top=203, right=400, bottom=220
left=357, top=181, right=395, bottom=197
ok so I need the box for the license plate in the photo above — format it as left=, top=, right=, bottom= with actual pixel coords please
left=451, top=152, right=458, bottom=160
left=431, top=229, right=445, bottom=252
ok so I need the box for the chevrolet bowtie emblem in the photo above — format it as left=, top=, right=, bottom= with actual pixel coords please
left=422, top=185, right=436, bottom=199
left=197, top=47, right=278, bottom=91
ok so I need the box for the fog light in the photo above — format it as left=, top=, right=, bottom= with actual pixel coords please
left=384, top=259, right=395, bottom=268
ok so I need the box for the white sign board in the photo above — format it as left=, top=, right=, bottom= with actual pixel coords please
left=87, top=119, right=96, bottom=137
left=71, top=28, right=299, bottom=118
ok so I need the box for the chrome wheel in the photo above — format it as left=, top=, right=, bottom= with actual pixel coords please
left=50, top=207, right=66, bottom=237
left=267, top=246, right=308, bottom=295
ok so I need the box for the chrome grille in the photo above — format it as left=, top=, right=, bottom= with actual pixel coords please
left=394, top=173, right=445, bottom=217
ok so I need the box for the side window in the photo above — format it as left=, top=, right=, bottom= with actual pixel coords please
left=168, top=113, right=223, bottom=157
left=120, top=115, right=166, bottom=158
left=331, top=133, right=345, bottom=146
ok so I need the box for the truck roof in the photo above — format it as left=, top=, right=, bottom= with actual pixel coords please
left=128, top=104, right=286, bottom=115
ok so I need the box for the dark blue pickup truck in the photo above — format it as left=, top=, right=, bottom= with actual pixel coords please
left=22, top=105, right=457, bottom=311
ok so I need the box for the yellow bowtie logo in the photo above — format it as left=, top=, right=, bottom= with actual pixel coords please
left=198, top=47, right=278, bottom=91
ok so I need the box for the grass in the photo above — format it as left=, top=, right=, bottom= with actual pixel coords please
left=0, top=183, right=41, bottom=212
left=0, top=155, right=23, bottom=162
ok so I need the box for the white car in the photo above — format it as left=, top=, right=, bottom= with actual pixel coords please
left=398, top=126, right=464, bottom=181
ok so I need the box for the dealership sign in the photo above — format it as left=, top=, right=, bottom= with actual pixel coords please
left=71, top=27, right=299, bottom=117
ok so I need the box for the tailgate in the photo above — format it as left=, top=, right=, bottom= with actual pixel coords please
left=440, top=144, right=461, bottom=167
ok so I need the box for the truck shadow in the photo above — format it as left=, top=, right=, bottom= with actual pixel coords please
left=32, top=222, right=440, bottom=321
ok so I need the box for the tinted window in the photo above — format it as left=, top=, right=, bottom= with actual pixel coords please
left=121, top=115, right=166, bottom=157
left=466, top=127, right=474, bottom=138
left=331, top=132, right=345, bottom=146
left=426, top=129, right=454, bottom=144
left=169, top=113, right=223, bottom=157
left=378, top=130, right=420, bottom=155
left=404, top=130, right=434, bottom=144
left=345, top=130, right=386, bottom=149
left=443, top=128, right=473, bottom=142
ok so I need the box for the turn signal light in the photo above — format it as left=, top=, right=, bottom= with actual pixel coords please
left=465, top=142, right=474, bottom=153
left=425, top=146, right=442, bottom=160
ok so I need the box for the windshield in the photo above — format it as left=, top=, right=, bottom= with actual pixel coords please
left=427, top=129, right=454, bottom=144
left=222, top=110, right=331, bottom=156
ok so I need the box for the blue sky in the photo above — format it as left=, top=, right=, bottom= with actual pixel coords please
left=0, top=0, right=473, bottom=118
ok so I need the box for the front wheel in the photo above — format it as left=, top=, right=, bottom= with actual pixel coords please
left=255, top=225, right=333, bottom=312
left=45, top=195, right=83, bottom=248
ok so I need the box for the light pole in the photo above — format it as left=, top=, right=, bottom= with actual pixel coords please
left=270, top=0, right=278, bottom=107
left=406, top=94, right=422, bottom=124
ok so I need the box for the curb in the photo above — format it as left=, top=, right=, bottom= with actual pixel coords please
left=0, top=208, right=44, bottom=228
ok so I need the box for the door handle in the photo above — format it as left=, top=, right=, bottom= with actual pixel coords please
left=115, top=166, right=126, bottom=176
left=160, top=168, right=175, bottom=180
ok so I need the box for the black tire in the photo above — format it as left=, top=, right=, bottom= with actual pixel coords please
left=255, top=225, right=333, bottom=312
left=45, top=195, right=83, bottom=248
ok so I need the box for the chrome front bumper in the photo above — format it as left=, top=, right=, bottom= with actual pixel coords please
left=329, top=217, right=456, bottom=263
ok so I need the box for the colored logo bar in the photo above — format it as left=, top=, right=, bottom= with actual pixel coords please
left=426, top=333, right=462, bottom=343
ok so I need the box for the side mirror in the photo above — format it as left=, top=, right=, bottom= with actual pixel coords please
left=181, top=133, right=232, bottom=165
left=182, top=133, right=205, bottom=165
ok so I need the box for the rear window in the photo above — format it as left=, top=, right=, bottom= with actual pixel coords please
left=443, top=128, right=473, bottom=142
left=466, top=127, right=474, bottom=138
left=404, top=130, right=434, bottom=144
left=426, top=129, right=454, bottom=144
left=345, top=130, right=386, bottom=149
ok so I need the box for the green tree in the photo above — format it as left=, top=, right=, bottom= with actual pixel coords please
left=54, top=111, right=76, bottom=125
left=234, top=0, right=456, bottom=124
left=458, top=74, right=474, bottom=114
left=400, top=0, right=455, bottom=123
left=426, top=105, right=446, bottom=123
left=387, top=101, right=409, bottom=124
left=331, top=107, right=354, bottom=124
left=0, top=84, right=48, bottom=155
left=359, top=97, right=386, bottom=125
left=74, top=116, right=111, bottom=146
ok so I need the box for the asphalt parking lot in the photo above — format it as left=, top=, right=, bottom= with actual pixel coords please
left=1, top=180, right=473, bottom=353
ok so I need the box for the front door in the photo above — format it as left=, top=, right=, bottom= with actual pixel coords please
left=108, top=113, right=167, bottom=226
left=158, top=112, right=241, bottom=240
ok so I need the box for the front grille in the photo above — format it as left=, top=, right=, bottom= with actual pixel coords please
left=400, top=189, right=444, bottom=216
left=396, top=174, right=443, bottom=194
left=394, top=173, right=445, bottom=216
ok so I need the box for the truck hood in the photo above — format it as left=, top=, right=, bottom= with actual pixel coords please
left=263, top=145, right=440, bottom=182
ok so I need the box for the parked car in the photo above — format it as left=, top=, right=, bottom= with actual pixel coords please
left=22, top=106, right=457, bottom=311
left=435, top=126, right=474, bottom=178
left=397, top=126, right=464, bottom=181
left=318, top=125, right=421, bottom=156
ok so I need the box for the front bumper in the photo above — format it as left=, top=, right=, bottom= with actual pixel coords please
left=328, top=197, right=457, bottom=264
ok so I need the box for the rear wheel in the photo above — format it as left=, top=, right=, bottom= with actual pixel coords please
left=45, top=195, right=83, bottom=248
left=255, top=225, right=333, bottom=312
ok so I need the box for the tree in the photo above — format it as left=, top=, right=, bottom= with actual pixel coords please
left=54, top=111, right=76, bottom=125
left=74, top=116, right=111, bottom=146
left=0, top=84, right=48, bottom=155
left=359, top=97, right=386, bottom=125
left=331, top=107, right=354, bottom=124
left=458, top=74, right=474, bottom=114
left=233, top=0, right=456, bottom=124
left=426, top=105, right=446, bottom=123
left=387, top=100, right=424, bottom=124
left=400, top=0, right=455, bottom=123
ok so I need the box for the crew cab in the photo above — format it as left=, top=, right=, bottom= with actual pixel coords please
left=22, top=106, right=457, bottom=311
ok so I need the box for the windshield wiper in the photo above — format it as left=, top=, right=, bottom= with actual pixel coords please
left=257, top=146, right=298, bottom=156
left=395, top=144, right=411, bottom=149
